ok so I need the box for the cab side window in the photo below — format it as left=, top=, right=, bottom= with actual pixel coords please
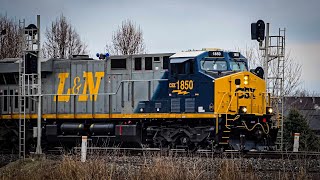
left=170, top=59, right=194, bottom=75
left=188, top=60, right=194, bottom=74
left=171, top=63, right=186, bottom=75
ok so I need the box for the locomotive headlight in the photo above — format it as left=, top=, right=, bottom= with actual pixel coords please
left=244, top=75, right=249, bottom=85
left=239, top=106, right=247, bottom=114
left=266, top=107, right=273, bottom=114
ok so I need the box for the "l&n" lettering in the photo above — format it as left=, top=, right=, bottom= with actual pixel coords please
left=54, top=72, right=105, bottom=102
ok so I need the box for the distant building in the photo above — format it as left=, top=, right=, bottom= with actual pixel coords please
left=284, top=97, right=320, bottom=135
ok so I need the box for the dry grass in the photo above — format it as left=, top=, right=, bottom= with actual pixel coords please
left=0, top=152, right=318, bottom=180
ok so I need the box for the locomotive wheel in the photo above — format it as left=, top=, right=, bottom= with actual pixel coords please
left=154, top=135, right=170, bottom=149
left=174, top=134, right=198, bottom=152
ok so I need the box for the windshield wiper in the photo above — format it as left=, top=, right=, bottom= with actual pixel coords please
left=232, top=62, right=241, bottom=71
left=236, top=62, right=241, bottom=70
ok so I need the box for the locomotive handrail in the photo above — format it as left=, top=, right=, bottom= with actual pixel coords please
left=38, top=78, right=169, bottom=97
left=216, top=91, right=228, bottom=113
left=260, top=92, right=271, bottom=114
left=0, top=78, right=169, bottom=117
left=225, top=94, right=233, bottom=114
left=223, top=90, right=263, bottom=117
left=0, top=79, right=168, bottom=97
left=51, top=78, right=168, bottom=116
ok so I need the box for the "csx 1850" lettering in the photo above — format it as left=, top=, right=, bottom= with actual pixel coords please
left=169, top=80, right=194, bottom=90
left=169, top=80, right=194, bottom=95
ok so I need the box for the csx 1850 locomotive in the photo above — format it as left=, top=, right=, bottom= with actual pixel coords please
left=0, top=49, right=278, bottom=151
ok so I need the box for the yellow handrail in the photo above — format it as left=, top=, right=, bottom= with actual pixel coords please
left=216, top=92, right=228, bottom=113
left=225, top=92, right=236, bottom=114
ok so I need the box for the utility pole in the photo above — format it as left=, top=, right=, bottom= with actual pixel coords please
left=36, top=15, right=42, bottom=155
left=264, top=23, right=269, bottom=84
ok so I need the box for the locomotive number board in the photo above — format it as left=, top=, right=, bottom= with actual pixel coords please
left=229, top=52, right=241, bottom=58
left=208, top=51, right=224, bottom=58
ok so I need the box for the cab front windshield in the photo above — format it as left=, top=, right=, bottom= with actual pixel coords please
left=200, top=60, right=227, bottom=71
left=230, top=61, right=247, bottom=71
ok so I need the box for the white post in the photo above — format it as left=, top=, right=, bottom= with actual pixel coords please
left=81, top=136, right=88, bottom=162
left=293, top=133, right=300, bottom=152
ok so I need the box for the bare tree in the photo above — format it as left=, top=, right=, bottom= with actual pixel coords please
left=42, top=15, right=87, bottom=59
left=107, top=19, right=145, bottom=55
left=0, top=15, right=21, bottom=60
left=243, top=46, right=302, bottom=96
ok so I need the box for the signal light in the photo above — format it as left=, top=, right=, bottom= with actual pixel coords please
left=256, top=20, right=265, bottom=42
left=25, top=51, right=38, bottom=74
left=251, top=20, right=265, bottom=42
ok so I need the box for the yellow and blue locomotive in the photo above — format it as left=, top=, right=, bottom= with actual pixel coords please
left=0, top=49, right=277, bottom=151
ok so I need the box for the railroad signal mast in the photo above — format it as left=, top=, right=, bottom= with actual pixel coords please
left=251, top=20, right=286, bottom=150
left=19, top=15, right=42, bottom=159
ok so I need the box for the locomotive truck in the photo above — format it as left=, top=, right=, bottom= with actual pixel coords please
left=0, top=49, right=278, bottom=152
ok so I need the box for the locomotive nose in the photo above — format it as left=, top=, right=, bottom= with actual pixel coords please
left=214, top=71, right=268, bottom=115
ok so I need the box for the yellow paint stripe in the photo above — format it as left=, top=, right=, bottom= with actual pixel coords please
left=2, top=115, right=12, bottom=119
left=1, top=113, right=217, bottom=120
left=93, top=114, right=109, bottom=119
left=31, top=114, right=38, bottom=119
left=57, top=114, right=75, bottom=119
left=43, top=114, right=56, bottom=119
left=75, top=114, right=92, bottom=119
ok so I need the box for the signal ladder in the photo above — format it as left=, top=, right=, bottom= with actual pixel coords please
left=18, top=19, right=40, bottom=159
left=265, top=28, right=286, bottom=150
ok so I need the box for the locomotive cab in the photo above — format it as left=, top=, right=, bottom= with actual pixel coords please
left=167, top=50, right=249, bottom=113
left=168, top=50, right=277, bottom=151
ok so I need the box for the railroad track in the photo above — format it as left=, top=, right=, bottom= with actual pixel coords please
left=2, top=147, right=320, bottom=160
left=69, top=147, right=320, bottom=159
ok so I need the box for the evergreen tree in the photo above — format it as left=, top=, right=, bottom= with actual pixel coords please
left=283, top=109, right=320, bottom=151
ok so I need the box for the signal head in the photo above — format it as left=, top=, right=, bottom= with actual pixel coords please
left=25, top=24, right=38, bottom=36
left=251, top=20, right=265, bottom=42
left=256, top=20, right=265, bottom=42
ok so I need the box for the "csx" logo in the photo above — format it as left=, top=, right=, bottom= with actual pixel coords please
left=235, top=87, right=256, bottom=99
left=54, top=72, right=105, bottom=102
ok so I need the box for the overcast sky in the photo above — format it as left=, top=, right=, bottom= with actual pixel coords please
left=1, top=0, right=320, bottom=93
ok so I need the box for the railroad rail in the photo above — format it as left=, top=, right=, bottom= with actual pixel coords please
left=68, top=147, right=320, bottom=159
left=2, top=147, right=320, bottom=160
